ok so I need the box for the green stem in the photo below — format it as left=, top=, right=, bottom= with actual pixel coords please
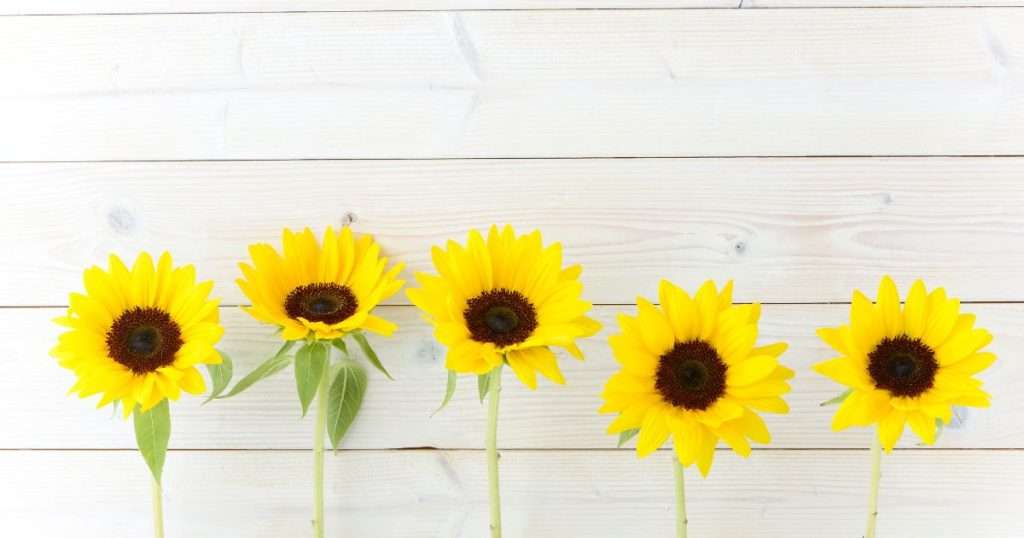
left=486, top=363, right=504, bottom=538
left=151, top=476, right=165, bottom=538
left=866, top=431, right=882, bottom=538
left=313, top=360, right=330, bottom=538
left=673, top=458, right=687, bottom=538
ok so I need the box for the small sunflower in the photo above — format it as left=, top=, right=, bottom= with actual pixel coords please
left=237, top=226, right=405, bottom=341
left=814, top=276, right=995, bottom=451
left=406, top=225, right=601, bottom=388
left=601, top=280, right=792, bottom=476
left=51, top=252, right=223, bottom=417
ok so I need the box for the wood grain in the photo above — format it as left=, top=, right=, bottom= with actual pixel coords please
left=1, top=449, right=1020, bottom=537
left=2, top=9, right=1022, bottom=160
left=8, top=304, right=1019, bottom=450
left=3, top=158, right=1023, bottom=306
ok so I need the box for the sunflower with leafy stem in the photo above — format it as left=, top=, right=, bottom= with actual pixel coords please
left=600, top=279, right=791, bottom=537
left=814, top=276, right=996, bottom=538
left=224, top=225, right=403, bottom=538
left=407, top=224, right=600, bottom=538
left=51, top=251, right=225, bottom=537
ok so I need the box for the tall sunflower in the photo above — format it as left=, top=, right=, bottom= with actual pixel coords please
left=601, top=279, right=792, bottom=477
left=407, top=225, right=600, bottom=388
left=226, top=225, right=404, bottom=538
left=814, top=276, right=996, bottom=538
left=814, top=276, right=995, bottom=451
left=51, top=252, right=223, bottom=417
left=237, top=226, right=404, bottom=341
left=51, top=251, right=225, bottom=536
left=407, top=225, right=600, bottom=537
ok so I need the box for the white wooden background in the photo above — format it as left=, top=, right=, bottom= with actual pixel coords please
left=2, top=1, right=1023, bottom=536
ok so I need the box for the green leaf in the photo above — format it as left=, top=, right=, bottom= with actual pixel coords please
left=326, top=360, right=368, bottom=450
left=217, top=341, right=296, bottom=400
left=351, top=331, right=393, bottom=380
left=819, top=389, right=852, bottom=407
left=203, top=350, right=234, bottom=404
left=295, top=342, right=329, bottom=417
left=433, top=370, right=457, bottom=416
left=617, top=428, right=640, bottom=448
left=331, top=337, right=349, bottom=357
left=133, top=400, right=171, bottom=483
left=477, top=374, right=490, bottom=404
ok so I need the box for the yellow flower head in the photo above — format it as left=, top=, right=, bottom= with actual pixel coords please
left=814, top=276, right=995, bottom=452
left=601, top=280, right=792, bottom=477
left=51, top=252, right=223, bottom=418
left=237, top=226, right=405, bottom=341
left=407, top=225, right=601, bottom=388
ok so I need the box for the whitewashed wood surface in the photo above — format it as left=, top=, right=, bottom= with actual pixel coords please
left=2, top=9, right=1023, bottom=159
left=2, top=2, right=1023, bottom=537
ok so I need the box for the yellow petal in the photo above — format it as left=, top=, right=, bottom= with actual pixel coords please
left=877, top=276, right=902, bottom=338
left=878, top=409, right=907, bottom=452
left=906, top=411, right=937, bottom=445
left=636, top=409, right=670, bottom=457
left=813, top=357, right=872, bottom=391
left=726, top=355, right=778, bottom=387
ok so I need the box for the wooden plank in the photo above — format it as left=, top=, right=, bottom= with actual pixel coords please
left=4, top=158, right=1024, bottom=306
left=8, top=304, right=1020, bottom=449
left=2, top=10, right=1022, bottom=160
left=0, top=449, right=1020, bottom=536
left=3, top=0, right=1022, bottom=15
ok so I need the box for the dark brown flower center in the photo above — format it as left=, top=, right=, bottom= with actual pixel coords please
left=464, top=289, right=538, bottom=347
left=284, top=283, right=358, bottom=324
left=106, top=307, right=183, bottom=374
left=868, top=334, right=938, bottom=397
left=655, top=340, right=727, bottom=411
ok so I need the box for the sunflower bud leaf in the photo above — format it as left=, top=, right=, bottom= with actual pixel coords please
left=477, top=374, right=490, bottom=404
left=216, top=341, right=296, bottom=400
left=327, top=359, right=367, bottom=451
left=331, top=337, right=350, bottom=358
left=133, top=399, right=171, bottom=483
left=295, top=342, right=328, bottom=417
left=351, top=331, right=393, bottom=380
left=617, top=428, right=640, bottom=448
left=819, top=389, right=852, bottom=407
left=203, top=350, right=234, bottom=404
left=434, top=370, right=457, bottom=416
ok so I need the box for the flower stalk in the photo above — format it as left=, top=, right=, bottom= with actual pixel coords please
left=313, top=355, right=331, bottom=538
left=673, top=458, right=687, bottom=538
left=866, top=431, right=882, bottom=538
left=486, top=363, right=504, bottom=538
left=151, top=476, right=165, bottom=538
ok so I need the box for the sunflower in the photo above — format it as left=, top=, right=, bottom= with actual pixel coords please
left=814, top=276, right=994, bottom=451
left=51, top=252, right=223, bottom=418
left=406, top=225, right=601, bottom=388
left=236, top=226, right=405, bottom=341
left=601, top=280, right=792, bottom=476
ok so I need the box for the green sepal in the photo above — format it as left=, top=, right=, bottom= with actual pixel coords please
left=351, top=331, right=393, bottom=380
left=477, top=374, right=490, bottom=404
left=133, top=399, right=171, bottom=483
left=217, top=340, right=296, bottom=400
left=433, top=370, right=457, bottom=416
left=617, top=428, right=640, bottom=448
left=327, top=359, right=368, bottom=451
left=819, top=389, right=852, bottom=407
left=295, top=341, right=329, bottom=417
left=331, top=337, right=350, bottom=357
left=203, top=350, right=234, bottom=404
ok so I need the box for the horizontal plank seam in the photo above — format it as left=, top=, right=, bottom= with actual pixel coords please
left=4, top=155, right=1024, bottom=164
left=0, top=447, right=1019, bottom=452
left=6, top=301, right=1024, bottom=309
left=4, top=5, right=1024, bottom=17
